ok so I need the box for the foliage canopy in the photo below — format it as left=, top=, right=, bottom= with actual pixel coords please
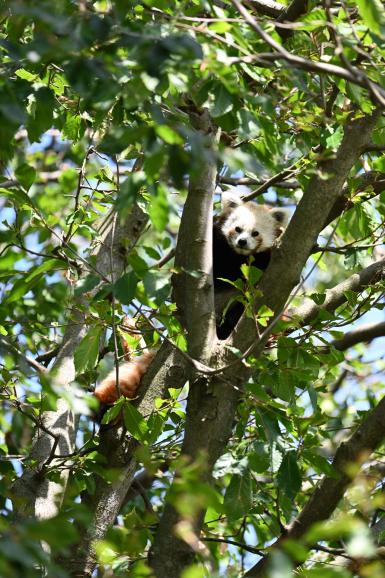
left=1, top=1, right=385, bottom=577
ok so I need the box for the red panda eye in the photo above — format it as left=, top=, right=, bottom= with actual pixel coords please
left=252, top=231, right=259, bottom=237
left=235, top=226, right=242, bottom=233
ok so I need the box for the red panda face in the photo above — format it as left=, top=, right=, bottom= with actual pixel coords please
left=220, top=202, right=289, bottom=255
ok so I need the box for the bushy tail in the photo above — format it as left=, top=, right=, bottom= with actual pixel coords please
left=94, top=316, right=155, bottom=405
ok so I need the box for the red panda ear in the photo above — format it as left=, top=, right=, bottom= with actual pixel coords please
left=269, top=207, right=290, bottom=228
left=221, top=190, right=243, bottom=211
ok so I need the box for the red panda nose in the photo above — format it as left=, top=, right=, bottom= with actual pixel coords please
left=237, top=239, right=247, bottom=248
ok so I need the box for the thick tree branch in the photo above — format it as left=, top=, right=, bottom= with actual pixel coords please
left=172, top=107, right=219, bottom=360
left=12, top=313, right=85, bottom=523
left=150, top=110, right=240, bottom=578
left=291, top=257, right=385, bottom=327
left=245, top=395, right=385, bottom=576
left=332, top=321, right=385, bottom=351
left=149, top=367, right=245, bottom=578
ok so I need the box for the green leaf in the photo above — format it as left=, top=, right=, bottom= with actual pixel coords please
left=0, top=187, right=36, bottom=209
left=24, top=258, right=64, bottom=283
left=5, top=259, right=63, bottom=304
left=155, top=125, right=183, bottom=144
left=15, top=68, right=37, bottom=82
left=143, top=271, right=170, bottom=305
left=338, top=204, right=373, bottom=240
left=146, top=412, right=166, bottom=444
left=74, top=326, right=102, bottom=375
left=101, top=398, right=125, bottom=424
left=148, top=185, right=169, bottom=231
left=240, top=263, right=263, bottom=285
left=15, top=163, right=36, bottom=190
left=237, top=109, right=260, bottom=139
left=344, top=247, right=369, bottom=270
left=95, top=166, right=114, bottom=183
left=277, top=336, right=299, bottom=367
left=63, top=113, right=81, bottom=141
left=181, top=565, right=206, bottom=578
left=75, top=274, right=101, bottom=296
left=99, top=126, right=140, bottom=155
left=27, top=517, right=78, bottom=548
left=224, top=473, right=252, bottom=520
left=301, top=568, right=352, bottom=578
left=248, top=442, right=270, bottom=473
left=270, top=442, right=283, bottom=473
left=209, top=21, right=232, bottom=33
left=143, top=246, right=161, bottom=260
left=117, top=172, right=146, bottom=213
left=211, top=84, right=234, bottom=118
left=277, top=450, right=301, bottom=500
left=356, top=0, right=385, bottom=37
left=309, top=293, right=326, bottom=305
left=325, top=125, right=343, bottom=150
left=123, top=403, right=149, bottom=442
left=27, top=86, right=55, bottom=143
left=256, top=408, right=281, bottom=442
left=114, top=272, right=138, bottom=305
left=214, top=453, right=249, bottom=477
left=272, top=374, right=295, bottom=403
left=128, top=253, right=148, bottom=277
left=303, top=451, right=338, bottom=478
left=5, top=277, right=34, bottom=304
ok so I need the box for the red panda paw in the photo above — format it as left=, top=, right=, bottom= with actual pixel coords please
left=94, top=351, right=155, bottom=405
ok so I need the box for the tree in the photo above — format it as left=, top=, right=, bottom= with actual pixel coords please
left=1, top=0, right=385, bottom=577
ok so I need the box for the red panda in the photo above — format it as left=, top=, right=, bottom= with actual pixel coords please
left=214, top=191, right=290, bottom=339
left=94, top=192, right=290, bottom=403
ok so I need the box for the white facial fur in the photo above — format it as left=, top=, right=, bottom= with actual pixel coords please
left=220, top=191, right=290, bottom=255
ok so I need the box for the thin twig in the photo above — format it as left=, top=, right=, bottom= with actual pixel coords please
left=202, top=536, right=264, bottom=555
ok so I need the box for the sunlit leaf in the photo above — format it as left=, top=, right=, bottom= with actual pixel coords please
left=356, top=0, right=385, bottom=37
left=74, top=326, right=103, bottom=375
left=123, top=403, right=149, bottom=442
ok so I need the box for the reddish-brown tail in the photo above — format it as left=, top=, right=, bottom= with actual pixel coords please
left=94, top=350, right=155, bottom=405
